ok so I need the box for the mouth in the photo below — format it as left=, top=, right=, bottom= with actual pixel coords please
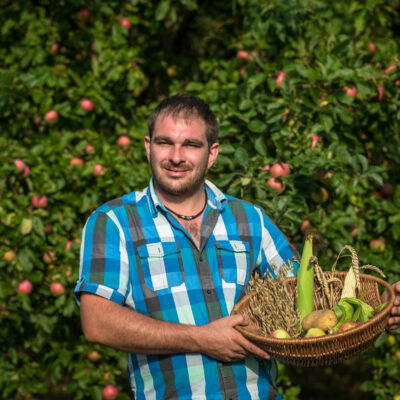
left=164, top=167, right=191, bottom=177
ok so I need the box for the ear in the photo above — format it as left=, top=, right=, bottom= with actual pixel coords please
left=144, top=136, right=151, bottom=162
left=207, top=142, right=219, bottom=169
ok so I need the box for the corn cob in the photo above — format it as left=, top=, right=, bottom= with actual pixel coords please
left=296, top=233, right=314, bottom=326
left=340, top=265, right=357, bottom=299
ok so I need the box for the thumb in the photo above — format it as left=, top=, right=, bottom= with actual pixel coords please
left=229, top=313, right=249, bottom=327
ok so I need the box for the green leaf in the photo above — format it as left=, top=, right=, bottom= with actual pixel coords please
left=186, top=82, right=204, bottom=92
left=180, top=0, right=198, bottom=10
left=319, top=114, right=333, bottom=132
left=32, top=216, right=45, bottom=238
left=155, top=0, right=170, bottom=20
left=393, top=185, right=400, bottom=207
left=18, top=249, right=34, bottom=273
left=247, top=73, right=266, bottom=90
left=234, top=147, right=248, bottom=168
left=239, top=99, right=253, bottom=111
left=248, top=119, right=266, bottom=133
left=355, top=10, right=369, bottom=34
left=254, top=136, right=267, bottom=156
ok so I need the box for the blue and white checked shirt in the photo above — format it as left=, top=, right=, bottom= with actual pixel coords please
left=75, top=179, right=298, bottom=400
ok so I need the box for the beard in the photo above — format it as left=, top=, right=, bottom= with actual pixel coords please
left=150, top=154, right=209, bottom=197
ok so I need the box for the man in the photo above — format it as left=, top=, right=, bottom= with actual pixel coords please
left=75, top=94, right=400, bottom=399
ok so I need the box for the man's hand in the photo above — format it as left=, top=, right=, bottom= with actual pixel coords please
left=382, top=281, right=400, bottom=330
left=197, top=314, right=270, bottom=362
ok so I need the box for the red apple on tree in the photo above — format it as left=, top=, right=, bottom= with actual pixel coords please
left=43, top=251, right=55, bottom=264
left=50, top=42, right=59, bottom=54
left=14, top=159, right=26, bottom=172
left=262, top=164, right=270, bottom=172
left=78, top=8, right=90, bottom=22
left=44, top=110, right=58, bottom=124
left=237, top=50, right=251, bottom=61
left=300, top=220, right=311, bottom=233
left=383, top=64, right=396, bottom=74
left=120, top=18, right=131, bottom=30
left=267, top=178, right=285, bottom=194
left=70, top=157, right=84, bottom=166
left=368, top=42, right=376, bottom=53
left=31, top=195, right=47, bottom=208
left=93, top=164, right=103, bottom=176
left=344, top=86, right=357, bottom=97
left=117, top=136, right=131, bottom=147
left=50, top=282, right=65, bottom=296
left=370, top=238, right=386, bottom=252
left=270, top=162, right=290, bottom=177
left=380, top=183, right=393, bottom=198
left=102, top=384, right=118, bottom=400
left=377, top=86, right=385, bottom=101
left=3, top=250, right=15, bottom=261
left=85, top=144, right=94, bottom=154
left=31, top=195, right=38, bottom=207
left=80, top=99, right=94, bottom=112
left=38, top=195, right=48, bottom=207
left=311, top=187, right=329, bottom=203
left=310, top=135, right=321, bottom=149
left=18, top=280, right=33, bottom=294
left=275, top=71, right=285, bottom=87
left=87, top=351, right=102, bottom=362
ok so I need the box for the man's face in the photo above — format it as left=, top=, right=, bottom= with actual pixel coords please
left=144, top=114, right=219, bottom=198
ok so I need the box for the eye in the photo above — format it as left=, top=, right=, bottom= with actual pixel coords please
left=185, top=142, right=202, bottom=148
left=155, top=140, right=170, bottom=146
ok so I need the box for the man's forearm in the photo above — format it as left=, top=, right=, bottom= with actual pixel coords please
left=80, top=292, right=201, bottom=354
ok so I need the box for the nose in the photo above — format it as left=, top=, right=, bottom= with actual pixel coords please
left=169, top=145, right=185, bottom=165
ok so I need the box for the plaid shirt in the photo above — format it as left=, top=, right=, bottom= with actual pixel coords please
left=75, top=179, right=298, bottom=400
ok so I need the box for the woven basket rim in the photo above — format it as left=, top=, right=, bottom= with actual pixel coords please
left=232, top=271, right=395, bottom=346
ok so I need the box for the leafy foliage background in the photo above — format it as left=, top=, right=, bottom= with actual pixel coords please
left=1, top=0, right=400, bottom=399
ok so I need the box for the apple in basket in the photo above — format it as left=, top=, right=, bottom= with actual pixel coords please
left=269, top=329, right=291, bottom=339
left=304, top=328, right=326, bottom=338
left=337, top=321, right=358, bottom=333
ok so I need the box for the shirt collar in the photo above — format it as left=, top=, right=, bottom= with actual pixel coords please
left=147, top=178, right=227, bottom=218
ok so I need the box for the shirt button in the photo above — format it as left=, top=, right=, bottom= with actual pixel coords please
left=206, top=289, right=211, bottom=294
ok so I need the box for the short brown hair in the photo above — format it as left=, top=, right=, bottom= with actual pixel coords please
left=147, top=94, right=219, bottom=146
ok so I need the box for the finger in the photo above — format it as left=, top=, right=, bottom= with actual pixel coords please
left=389, top=306, right=400, bottom=318
left=237, top=335, right=270, bottom=359
left=394, top=281, right=400, bottom=294
left=387, top=316, right=400, bottom=330
left=228, top=314, right=246, bottom=327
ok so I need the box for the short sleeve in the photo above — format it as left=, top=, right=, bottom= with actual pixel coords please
left=74, top=211, right=130, bottom=306
left=256, top=208, right=299, bottom=278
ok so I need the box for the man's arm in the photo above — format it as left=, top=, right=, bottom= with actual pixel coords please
left=80, top=292, right=270, bottom=362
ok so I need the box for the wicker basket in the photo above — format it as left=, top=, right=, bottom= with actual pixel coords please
left=231, top=271, right=395, bottom=367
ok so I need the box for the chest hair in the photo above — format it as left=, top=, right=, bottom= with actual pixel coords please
left=180, top=219, right=202, bottom=248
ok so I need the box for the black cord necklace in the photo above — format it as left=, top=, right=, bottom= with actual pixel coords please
left=165, top=194, right=207, bottom=221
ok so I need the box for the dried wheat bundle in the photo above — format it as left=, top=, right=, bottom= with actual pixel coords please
left=247, top=264, right=301, bottom=338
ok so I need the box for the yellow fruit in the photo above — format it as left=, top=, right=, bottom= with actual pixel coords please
left=305, top=328, right=326, bottom=337
left=302, top=310, right=338, bottom=332
left=386, top=335, right=397, bottom=347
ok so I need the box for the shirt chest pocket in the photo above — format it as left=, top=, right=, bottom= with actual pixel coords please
left=137, top=242, right=184, bottom=291
left=216, top=240, right=251, bottom=286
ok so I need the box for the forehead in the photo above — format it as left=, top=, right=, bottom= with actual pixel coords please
left=153, top=113, right=207, bottom=141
